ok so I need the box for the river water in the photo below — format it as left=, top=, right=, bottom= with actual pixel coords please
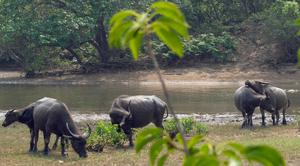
left=0, top=81, right=299, bottom=115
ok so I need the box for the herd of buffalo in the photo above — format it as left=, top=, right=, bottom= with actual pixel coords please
left=0, top=80, right=290, bottom=158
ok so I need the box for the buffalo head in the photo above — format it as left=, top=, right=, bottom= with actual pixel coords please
left=2, top=110, right=19, bottom=127
left=64, top=123, right=91, bottom=158
left=245, top=80, right=269, bottom=95
left=259, top=92, right=276, bottom=113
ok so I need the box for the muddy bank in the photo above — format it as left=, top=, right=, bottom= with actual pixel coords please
left=0, top=65, right=300, bottom=85
left=0, top=110, right=296, bottom=125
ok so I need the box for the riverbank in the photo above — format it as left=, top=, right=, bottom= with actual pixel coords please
left=0, top=110, right=297, bottom=126
left=0, top=64, right=299, bottom=85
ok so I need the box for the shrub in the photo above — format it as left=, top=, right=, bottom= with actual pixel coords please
left=164, top=117, right=208, bottom=136
left=193, top=123, right=208, bottom=135
left=154, top=32, right=236, bottom=64
left=87, top=121, right=126, bottom=152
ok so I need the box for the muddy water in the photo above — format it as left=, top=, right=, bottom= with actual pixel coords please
left=0, top=81, right=299, bottom=114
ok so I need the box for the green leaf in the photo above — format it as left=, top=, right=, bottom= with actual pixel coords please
left=129, top=31, right=143, bottom=60
left=187, top=135, right=203, bottom=149
left=155, top=17, right=189, bottom=39
left=135, top=128, right=162, bottom=153
left=151, top=2, right=183, bottom=21
left=157, top=154, right=168, bottom=166
left=109, top=21, right=133, bottom=48
left=110, top=10, right=138, bottom=26
left=222, top=149, right=242, bottom=166
left=121, top=22, right=141, bottom=48
left=150, top=139, right=165, bottom=165
left=175, top=133, right=184, bottom=146
left=198, top=143, right=214, bottom=155
left=226, top=142, right=245, bottom=152
left=295, top=18, right=300, bottom=26
left=243, top=145, right=285, bottom=166
left=184, top=155, right=219, bottom=166
left=152, top=23, right=184, bottom=57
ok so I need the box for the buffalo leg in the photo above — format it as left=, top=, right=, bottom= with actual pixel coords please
left=60, top=137, right=68, bottom=156
left=246, top=108, right=254, bottom=128
left=247, top=113, right=253, bottom=127
left=260, top=109, right=266, bottom=126
left=275, top=111, right=280, bottom=125
left=43, top=131, right=51, bottom=155
left=32, top=128, right=39, bottom=152
left=271, top=113, right=276, bottom=125
left=65, top=138, right=69, bottom=149
left=121, top=125, right=133, bottom=147
left=282, top=108, right=287, bottom=125
left=241, top=111, right=247, bottom=128
left=29, top=128, right=35, bottom=152
left=52, top=135, right=59, bottom=150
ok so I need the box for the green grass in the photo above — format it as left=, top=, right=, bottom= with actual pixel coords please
left=1, top=122, right=300, bottom=165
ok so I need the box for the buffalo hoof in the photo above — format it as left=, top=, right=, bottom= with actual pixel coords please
left=43, top=151, right=49, bottom=156
left=32, top=148, right=38, bottom=153
left=282, top=120, right=287, bottom=125
left=52, top=144, right=57, bottom=151
left=62, top=152, right=68, bottom=157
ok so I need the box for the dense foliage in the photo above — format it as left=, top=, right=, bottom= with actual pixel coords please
left=0, top=0, right=298, bottom=74
left=155, top=32, right=236, bottom=65
left=251, top=0, right=300, bottom=63
left=164, top=117, right=208, bottom=135
left=87, top=121, right=126, bottom=152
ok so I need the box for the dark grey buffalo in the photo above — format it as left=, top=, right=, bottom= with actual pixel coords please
left=109, top=95, right=168, bottom=146
left=245, top=80, right=290, bottom=125
left=234, top=85, right=273, bottom=128
left=31, top=97, right=91, bottom=157
left=2, top=104, right=64, bottom=152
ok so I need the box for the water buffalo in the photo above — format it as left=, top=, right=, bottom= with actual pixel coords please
left=31, top=97, right=91, bottom=157
left=109, top=95, right=168, bottom=146
left=2, top=105, right=63, bottom=152
left=245, top=80, right=290, bottom=125
left=234, top=85, right=273, bottom=128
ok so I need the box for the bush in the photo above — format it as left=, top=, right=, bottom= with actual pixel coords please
left=164, top=117, right=208, bottom=136
left=87, top=121, right=126, bottom=152
left=154, top=32, right=236, bottom=65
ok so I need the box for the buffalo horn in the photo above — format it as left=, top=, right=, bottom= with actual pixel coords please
left=255, top=81, right=270, bottom=85
left=66, top=122, right=81, bottom=139
left=82, top=123, right=92, bottom=139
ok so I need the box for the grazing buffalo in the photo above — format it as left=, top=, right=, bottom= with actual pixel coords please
left=245, top=80, right=290, bottom=125
left=234, top=85, right=273, bottom=128
left=31, top=97, right=91, bottom=157
left=2, top=105, right=64, bottom=152
left=109, top=95, right=168, bottom=146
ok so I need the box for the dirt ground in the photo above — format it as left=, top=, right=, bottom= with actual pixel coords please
left=0, top=64, right=299, bottom=85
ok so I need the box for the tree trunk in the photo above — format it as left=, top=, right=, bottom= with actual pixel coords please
left=94, top=16, right=110, bottom=63
left=66, top=47, right=83, bottom=65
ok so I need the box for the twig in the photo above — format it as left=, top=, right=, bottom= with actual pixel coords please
left=146, top=35, right=189, bottom=156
